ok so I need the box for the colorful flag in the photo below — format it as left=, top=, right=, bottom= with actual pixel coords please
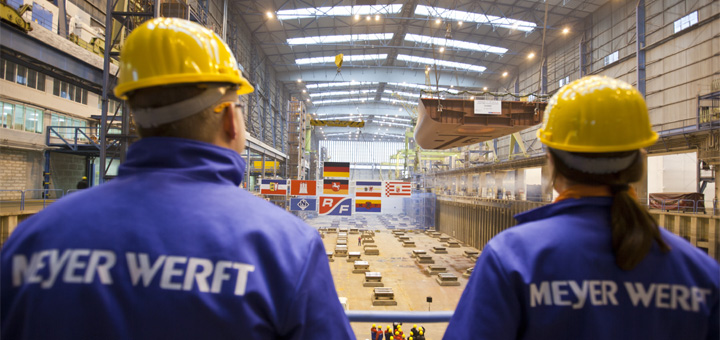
left=290, top=180, right=317, bottom=196
left=355, top=181, right=382, bottom=197
left=384, top=181, right=412, bottom=197
left=323, top=179, right=349, bottom=195
left=323, top=162, right=350, bottom=178
left=318, top=196, right=353, bottom=216
left=355, top=199, right=381, bottom=213
left=290, top=197, right=317, bottom=211
left=260, top=179, right=287, bottom=195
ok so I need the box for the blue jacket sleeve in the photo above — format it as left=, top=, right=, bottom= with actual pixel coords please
left=280, top=236, right=354, bottom=340
left=443, top=244, right=521, bottom=340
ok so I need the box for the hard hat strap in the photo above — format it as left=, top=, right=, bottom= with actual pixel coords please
left=131, top=85, right=236, bottom=128
left=551, top=148, right=638, bottom=175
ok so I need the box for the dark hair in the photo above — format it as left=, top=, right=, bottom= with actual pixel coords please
left=548, top=148, right=670, bottom=270
left=126, top=84, right=233, bottom=141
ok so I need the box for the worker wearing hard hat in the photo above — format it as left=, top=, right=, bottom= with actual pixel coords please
left=1, top=18, right=353, bottom=339
left=444, top=76, right=719, bottom=339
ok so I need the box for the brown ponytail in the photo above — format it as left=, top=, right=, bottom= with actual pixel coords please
left=549, top=149, right=670, bottom=270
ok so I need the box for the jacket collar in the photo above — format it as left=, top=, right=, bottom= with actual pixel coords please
left=118, top=137, right=245, bottom=186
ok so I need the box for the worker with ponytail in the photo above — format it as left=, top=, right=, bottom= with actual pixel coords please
left=444, top=76, right=718, bottom=340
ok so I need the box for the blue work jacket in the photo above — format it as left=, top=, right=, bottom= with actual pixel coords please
left=444, top=196, right=719, bottom=340
left=1, top=137, right=354, bottom=340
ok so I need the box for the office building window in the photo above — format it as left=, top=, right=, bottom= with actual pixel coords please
left=53, top=78, right=88, bottom=104
left=0, top=60, right=47, bottom=91
left=0, top=101, right=44, bottom=133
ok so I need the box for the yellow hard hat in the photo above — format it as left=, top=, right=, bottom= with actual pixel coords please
left=413, top=324, right=417, bottom=328
left=395, top=331, right=399, bottom=335
left=115, top=18, right=253, bottom=99
left=372, top=324, right=376, bottom=328
left=409, top=338, right=413, bottom=340
left=387, top=326, right=391, bottom=330
left=537, top=75, right=657, bottom=153
left=419, top=330, right=423, bottom=335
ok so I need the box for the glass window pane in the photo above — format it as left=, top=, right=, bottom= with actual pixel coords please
left=13, top=104, right=24, bottom=131
left=27, top=69, right=37, bottom=89
left=5, top=61, right=16, bottom=81
left=16, top=65, right=27, bottom=85
left=53, top=77, right=60, bottom=96
left=0, top=60, right=5, bottom=79
left=82, top=89, right=88, bottom=105
left=75, top=86, right=82, bottom=103
left=2, top=102, right=13, bottom=129
left=61, top=82, right=69, bottom=99
left=35, top=109, right=43, bottom=133
left=68, top=84, right=75, bottom=101
left=25, top=108, right=37, bottom=132
left=37, top=73, right=46, bottom=91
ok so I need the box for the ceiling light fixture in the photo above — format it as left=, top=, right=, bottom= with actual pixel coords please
left=528, top=52, right=535, bottom=59
left=435, top=18, right=441, bottom=24
left=266, top=11, right=274, bottom=19
left=563, top=27, right=570, bottom=34
left=439, top=47, right=445, bottom=53
left=502, top=71, right=508, bottom=77
left=483, top=87, right=488, bottom=91
left=375, top=15, right=380, bottom=21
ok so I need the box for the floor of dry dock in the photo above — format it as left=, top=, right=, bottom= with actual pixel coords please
left=305, top=214, right=479, bottom=340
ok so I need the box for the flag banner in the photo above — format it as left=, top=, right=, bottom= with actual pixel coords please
left=323, top=162, right=350, bottom=178
left=355, top=181, right=383, bottom=197
left=319, top=196, right=353, bottom=216
left=384, top=181, right=412, bottom=197
left=260, top=179, right=288, bottom=195
left=355, top=199, right=381, bottom=213
left=323, top=179, right=349, bottom=195
left=290, top=180, right=317, bottom=196
left=290, top=197, right=317, bottom=212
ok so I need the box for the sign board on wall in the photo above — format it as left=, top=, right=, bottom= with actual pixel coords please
left=474, top=100, right=502, bottom=115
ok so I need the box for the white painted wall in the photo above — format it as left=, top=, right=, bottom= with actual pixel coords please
left=647, top=152, right=716, bottom=202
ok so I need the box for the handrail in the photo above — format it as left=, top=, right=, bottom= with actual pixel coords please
left=345, top=311, right=453, bottom=323
left=0, top=190, right=25, bottom=211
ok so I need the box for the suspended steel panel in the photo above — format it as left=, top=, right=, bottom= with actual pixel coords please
left=414, top=98, right=547, bottom=150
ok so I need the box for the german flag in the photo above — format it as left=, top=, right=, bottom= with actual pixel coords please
left=355, top=199, right=381, bottom=213
left=324, top=162, right=350, bottom=178
left=323, top=179, right=349, bottom=195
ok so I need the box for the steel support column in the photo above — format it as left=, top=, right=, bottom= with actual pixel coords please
left=636, top=0, right=646, bottom=96
left=541, top=58, right=548, bottom=95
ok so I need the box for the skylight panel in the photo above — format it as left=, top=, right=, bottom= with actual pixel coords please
left=306, top=81, right=379, bottom=89
left=287, top=33, right=394, bottom=45
left=386, top=82, right=458, bottom=94
left=296, top=54, right=388, bottom=65
left=277, top=5, right=403, bottom=20
left=309, top=90, right=376, bottom=97
left=405, top=34, right=507, bottom=55
left=381, top=97, right=418, bottom=106
left=383, top=90, right=421, bottom=98
left=415, top=5, right=536, bottom=32
left=314, top=98, right=374, bottom=105
left=397, top=54, right=486, bottom=73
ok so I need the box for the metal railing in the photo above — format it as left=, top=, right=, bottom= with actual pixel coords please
left=346, top=310, right=453, bottom=323
left=0, top=189, right=88, bottom=211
